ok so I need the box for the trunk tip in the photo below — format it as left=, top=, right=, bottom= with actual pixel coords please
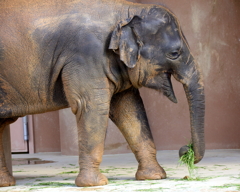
left=179, top=145, right=189, bottom=158
left=194, top=156, right=203, bottom=164
left=179, top=145, right=204, bottom=164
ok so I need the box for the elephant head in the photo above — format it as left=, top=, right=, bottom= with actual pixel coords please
left=109, top=6, right=205, bottom=163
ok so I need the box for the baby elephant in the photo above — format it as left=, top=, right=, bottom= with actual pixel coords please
left=0, top=0, right=205, bottom=187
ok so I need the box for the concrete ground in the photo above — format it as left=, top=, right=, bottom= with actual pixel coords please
left=1, top=149, right=240, bottom=192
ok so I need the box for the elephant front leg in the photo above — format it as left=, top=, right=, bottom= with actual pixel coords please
left=75, top=109, right=109, bottom=187
left=73, top=95, right=111, bottom=187
left=63, top=79, right=111, bottom=186
left=110, top=88, right=166, bottom=180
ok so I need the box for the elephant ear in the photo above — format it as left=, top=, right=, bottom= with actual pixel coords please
left=109, top=16, right=142, bottom=68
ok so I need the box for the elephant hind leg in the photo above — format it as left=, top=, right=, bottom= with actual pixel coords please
left=0, top=118, right=17, bottom=187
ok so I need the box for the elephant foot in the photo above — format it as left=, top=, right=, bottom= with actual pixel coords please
left=75, top=169, right=108, bottom=187
left=135, top=163, right=166, bottom=180
left=0, top=171, right=15, bottom=187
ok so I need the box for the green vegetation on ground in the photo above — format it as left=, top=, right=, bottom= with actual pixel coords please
left=212, top=183, right=240, bottom=190
left=59, top=171, right=78, bottom=174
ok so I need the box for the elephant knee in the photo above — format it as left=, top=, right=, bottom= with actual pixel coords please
left=70, top=98, right=85, bottom=116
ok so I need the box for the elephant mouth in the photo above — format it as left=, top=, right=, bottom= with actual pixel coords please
left=162, top=72, right=177, bottom=103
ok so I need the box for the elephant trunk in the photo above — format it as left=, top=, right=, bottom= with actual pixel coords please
left=183, top=80, right=205, bottom=163
left=176, top=61, right=205, bottom=163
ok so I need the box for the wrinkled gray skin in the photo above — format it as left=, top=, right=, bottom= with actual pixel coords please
left=0, top=0, right=205, bottom=187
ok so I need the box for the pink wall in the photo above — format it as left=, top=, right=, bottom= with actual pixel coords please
left=32, top=112, right=61, bottom=153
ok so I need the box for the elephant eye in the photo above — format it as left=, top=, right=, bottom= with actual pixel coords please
left=171, top=51, right=179, bottom=58
left=166, top=50, right=181, bottom=60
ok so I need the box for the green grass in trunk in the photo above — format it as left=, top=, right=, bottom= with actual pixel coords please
left=179, top=144, right=196, bottom=179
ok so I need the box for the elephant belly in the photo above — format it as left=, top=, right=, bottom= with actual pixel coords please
left=0, top=78, right=69, bottom=118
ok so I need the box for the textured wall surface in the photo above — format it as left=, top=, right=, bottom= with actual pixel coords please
left=32, top=111, right=61, bottom=153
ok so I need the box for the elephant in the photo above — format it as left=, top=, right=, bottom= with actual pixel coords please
left=0, top=0, right=205, bottom=187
